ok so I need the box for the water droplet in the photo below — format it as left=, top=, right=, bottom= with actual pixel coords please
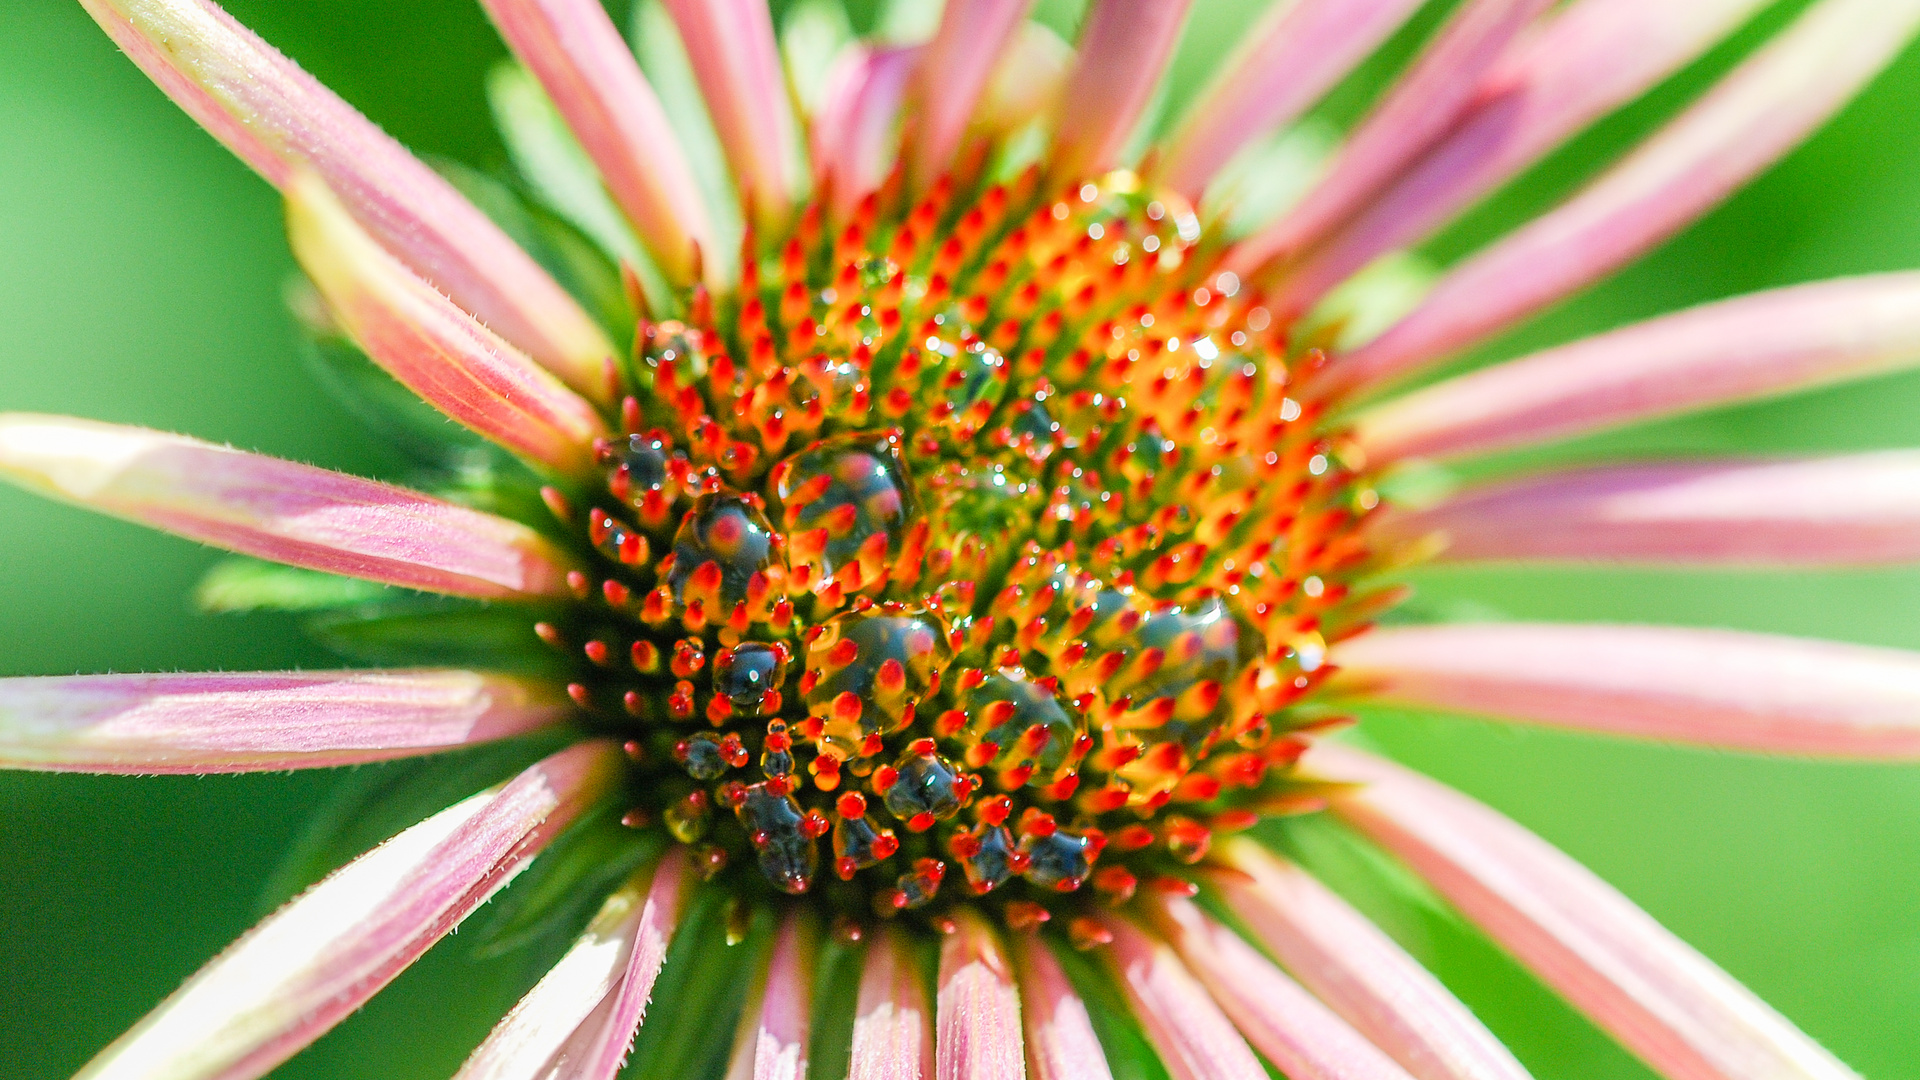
left=667, top=493, right=787, bottom=621
left=876, top=742, right=969, bottom=827
left=713, top=641, right=790, bottom=716
left=1021, top=830, right=1098, bottom=891
left=962, top=668, right=1087, bottom=785
left=804, top=606, right=953, bottom=759
left=735, top=782, right=818, bottom=895
left=951, top=823, right=1019, bottom=894
left=774, top=433, right=918, bottom=578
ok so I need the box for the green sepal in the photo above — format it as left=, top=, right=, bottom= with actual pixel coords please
left=806, top=933, right=866, bottom=1080
left=780, top=0, right=854, bottom=116
left=433, top=157, right=637, bottom=345
left=297, top=321, right=511, bottom=471
left=466, top=805, right=664, bottom=958
left=195, top=557, right=394, bottom=613
left=307, top=600, right=571, bottom=678
left=1046, top=933, right=1174, bottom=1080
left=630, top=0, right=744, bottom=277
left=487, top=61, right=673, bottom=318
left=255, top=734, right=574, bottom=915
left=625, top=884, right=760, bottom=1080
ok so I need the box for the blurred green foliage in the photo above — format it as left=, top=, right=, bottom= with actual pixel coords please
left=3, top=1, right=1920, bottom=1077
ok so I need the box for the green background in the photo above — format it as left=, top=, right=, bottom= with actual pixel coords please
left=4, top=0, right=1920, bottom=1076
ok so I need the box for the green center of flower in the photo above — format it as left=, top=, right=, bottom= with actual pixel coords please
left=538, top=169, right=1383, bottom=936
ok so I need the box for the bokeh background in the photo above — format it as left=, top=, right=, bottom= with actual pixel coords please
left=5, top=0, right=1920, bottom=1076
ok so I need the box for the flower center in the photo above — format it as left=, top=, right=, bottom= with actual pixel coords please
left=540, top=169, right=1382, bottom=937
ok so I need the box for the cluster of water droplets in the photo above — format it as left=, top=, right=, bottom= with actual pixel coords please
left=533, top=169, right=1391, bottom=933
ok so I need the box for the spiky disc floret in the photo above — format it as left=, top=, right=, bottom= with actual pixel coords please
left=536, top=169, right=1387, bottom=926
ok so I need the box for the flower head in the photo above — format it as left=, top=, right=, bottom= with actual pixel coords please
left=10, top=0, right=1920, bottom=1077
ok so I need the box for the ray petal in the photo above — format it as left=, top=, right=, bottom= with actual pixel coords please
left=1010, top=934, right=1114, bottom=1080
left=1265, top=0, right=1768, bottom=315
left=812, top=43, right=922, bottom=220
left=1103, top=916, right=1267, bottom=1080
left=1324, top=0, right=1920, bottom=399
left=1218, top=840, right=1533, bottom=1080
left=1374, top=453, right=1920, bottom=566
left=78, top=0, right=617, bottom=397
left=903, top=0, right=1035, bottom=193
left=479, top=0, right=712, bottom=283
left=0, top=414, right=573, bottom=599
left=660, top=0, right=805, bottom=233
left=1227, top=0, right=1554, bottom=276
left=1330, top=623, right=1920, bottom=757
left=1149, top=890, right=1417, bottom=1080
left=850, top=926, right=934, bottom=1080
left=1155, top=0, right=1427, bottom=200
left=1354, top=272, right=1920, bottom=463
left=567, top=848, right=693, bottom=1080
left=1311, top=743, right=1861, bottom=1080
left=0, top=669, right=566, bottom=775
left=937, top=910, right=1025, bottom=1079
left=76, top=740, right=621, bottom=1080
left=286, top=172, right=609, bottom=475
left=1049, top=0, right=1194, bottom=179
left=454, top=866, right=653, bottom=1080
left=725, top=910, right=813, bottom=1080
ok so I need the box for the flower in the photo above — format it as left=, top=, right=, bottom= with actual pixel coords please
left=7, top=0, right=1920, bottom=1077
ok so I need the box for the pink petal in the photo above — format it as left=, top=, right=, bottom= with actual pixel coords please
left=1321, top=0, right=1920, bottom=399
left=286, top=172, right=609, bottom=475
left=1148, top=891, right=1418, bottom=1080
left=1049, top=0, right=1195, bottom=179
left=1265, top=0, right=1768, bottom=317
left=1010, top=934, right=1114, bottom=1080
left=1154, top=0, right=1426, bottom=201
left=1226, top=0, right=1555, bottom=277
left=1330, top=623, right=1920, bottom=757
left=0, top=669, right=566, bottom=775
left=1310, top=743, right=1862, bottom=1080
left=661, top=0, right=804, bottom=233
left=726, top=911, right=814, bottom=1080
left=0, top=414, right=574, bottom=599
left=1218, top=840, right=1532, bottom=1080
left=568, top=848, right=693, bottom=1080
left=454, top=863, right=657, bottom=1080
left=812, top=44, right=922, bottom=220
left=77, top=0, right=616, bottom=399
left=77, top=741, right=621, bottom=1080
left=1102, top=915, right=1267, bottom=1080
left=936, top=910, right=1024, bottom=1080
left=903, top=0, right=1034, bottom=193
left=850, top=926, right=934, bottom=1080
left=479, top=0, right=712, bottom=284
left=1373, top=453, right=1920, bottom=566
left=1354, top=272, right=1920, bottom=463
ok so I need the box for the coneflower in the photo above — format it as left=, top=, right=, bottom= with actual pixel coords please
left=7, top=0, right=1920, bottom=1078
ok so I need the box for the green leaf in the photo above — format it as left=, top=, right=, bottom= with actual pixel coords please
left=195, top=557, right=394, bottom=613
